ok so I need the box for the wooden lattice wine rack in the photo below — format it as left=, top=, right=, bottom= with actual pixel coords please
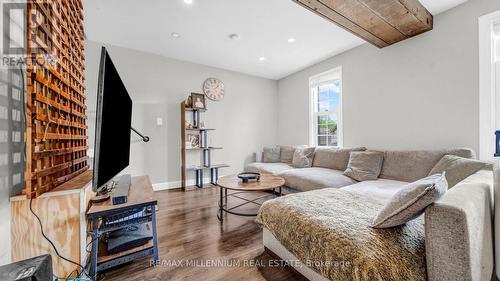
left=25, top=0, right=88, bottom=198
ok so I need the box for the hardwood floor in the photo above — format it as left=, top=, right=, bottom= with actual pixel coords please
left=101, top=186, right=306, bottom=281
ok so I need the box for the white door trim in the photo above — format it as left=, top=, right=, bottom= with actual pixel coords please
left=479, top=10, right=500, bottom=160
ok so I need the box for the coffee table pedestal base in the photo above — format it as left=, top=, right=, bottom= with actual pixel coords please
left=217, top=187, right=282, bottom=222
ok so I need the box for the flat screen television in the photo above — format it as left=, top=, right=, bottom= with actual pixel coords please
left=92, top=47, right=133, bottom=192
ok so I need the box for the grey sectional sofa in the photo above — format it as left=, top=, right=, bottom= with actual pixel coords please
left=247, top=147, right=477, bottom=198
left=246, top=147, right=495, bottom=281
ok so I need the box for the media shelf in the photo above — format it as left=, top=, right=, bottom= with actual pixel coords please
left=86, top=176, right=159, bottom=280
left=96, top=225, right=154, bottom=265
left=97, top=240, right=154, bottom=265
left=180, top=101, right=229, bottom=190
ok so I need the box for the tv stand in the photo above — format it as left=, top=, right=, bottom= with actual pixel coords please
left=86, top=176, right=159, bottom=281
left=111, top=174, right=131, bottom=205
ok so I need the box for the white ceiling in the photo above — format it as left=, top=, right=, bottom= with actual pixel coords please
left=83, top=0, right=467, bottom=80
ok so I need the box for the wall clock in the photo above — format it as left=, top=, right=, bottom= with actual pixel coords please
left=203, top=78, right=225, bottom=101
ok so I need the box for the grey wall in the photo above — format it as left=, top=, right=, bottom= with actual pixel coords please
left=85, top=40, right=278, bottom=185
left=277, top=0, right=500, bottom=153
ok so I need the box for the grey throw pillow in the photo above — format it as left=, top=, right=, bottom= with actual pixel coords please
left=371, top=173, right=448, bottom=228
left=292, top=147, right=315, bottom=168
left=312, top=147, right=367, bottom=170
left=262, top=146, right=280, bottom=163
left=278, top=145, right=296, bottom=164
left=344, top=151, right=384, bottom=181
left=428, top=155, right=487, bottom=188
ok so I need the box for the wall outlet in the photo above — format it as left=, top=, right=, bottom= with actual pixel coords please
left=156, top=117, right=163, bottom=126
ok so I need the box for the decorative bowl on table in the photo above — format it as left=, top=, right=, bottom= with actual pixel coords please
left=237, top=172, right=261, bottom=183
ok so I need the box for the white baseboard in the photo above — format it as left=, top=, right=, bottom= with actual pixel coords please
left=152, top=181, right=182, bottom=191
left=152, top=176, right=222, bottom=191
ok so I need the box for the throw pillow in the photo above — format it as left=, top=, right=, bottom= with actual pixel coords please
left=278, top=145, right=296, bottom=164
left=371, top=173, right=448, bottom=228
left=428, top=155, right=487, bottom=188
left=344, top=151, right=384, bottom=181
left=262, top=146, right=281, bottom=163
left=312, top=147, right=367, bottom=171
left=292, top=147, right=315, bottom=168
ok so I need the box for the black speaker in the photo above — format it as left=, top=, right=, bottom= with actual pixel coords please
left=0, top=254, right=53, bottom=281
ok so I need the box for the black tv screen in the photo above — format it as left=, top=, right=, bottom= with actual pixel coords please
left=93, top=47, right=133, bottom=191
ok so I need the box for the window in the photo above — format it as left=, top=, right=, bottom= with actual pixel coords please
left=309, top=67, right=342, bottom=147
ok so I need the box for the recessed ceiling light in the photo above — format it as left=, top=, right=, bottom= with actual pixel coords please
left=288, top=38, right=296, bottom=43
left=184, top=0, right=193, bottom=4
left=171, top=32, right=181, bottom=38
left=259, top=57, right=266, bottom=61
left=228, top=33, right=240, bottom=40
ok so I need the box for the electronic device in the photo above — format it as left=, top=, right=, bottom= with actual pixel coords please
left=107, top=224, right=152, bottom=254
left=112, top=174, right=131, bottom=205
left=0, top=254, right=52, bottom=281
left=93, top=47, right=133, bottom=203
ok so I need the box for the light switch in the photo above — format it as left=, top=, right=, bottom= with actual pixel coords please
left=156, top=117, right=163, bottom=126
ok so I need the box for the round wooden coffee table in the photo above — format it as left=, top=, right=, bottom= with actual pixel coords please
left=216, top=174, right=285, bottom=221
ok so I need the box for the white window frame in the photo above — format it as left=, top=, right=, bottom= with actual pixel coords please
left=479, top=11, right=500, bottom=161
left=309, top=66, right=343, bottom=147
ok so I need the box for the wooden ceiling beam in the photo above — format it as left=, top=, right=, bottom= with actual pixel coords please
left=292, top=0, right=433, bottom=48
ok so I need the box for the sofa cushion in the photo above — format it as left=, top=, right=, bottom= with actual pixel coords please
left=312, top=147, right=366, bottom=171
left=344, top=151, right=384, bottom=181
left=428, top=155, right=487, bottom=188
left=372, top=173, right=448, bottom=228
left=446, top=148, right=476, bottom=159
left=278, top=145, right=295, bottom=164
left=245, top=162, right=294, bottom=175
left=341, top=179, right=409, bottom=202
left=292, top=147, right=315, bottom=168
left=262, top=146, right=280, bottom=163
left=378, top=150, right=446, bottom=182
left=278, top=167, right=357, bottom=192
